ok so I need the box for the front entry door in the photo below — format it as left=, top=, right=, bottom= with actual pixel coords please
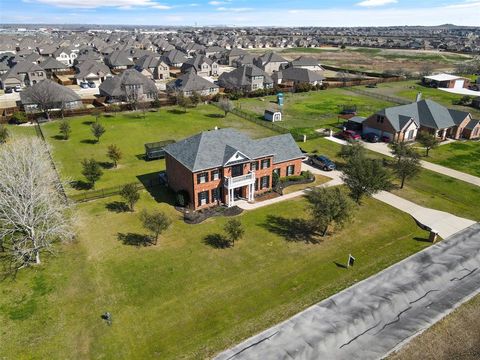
left=234, top=187, right=242, bottom=199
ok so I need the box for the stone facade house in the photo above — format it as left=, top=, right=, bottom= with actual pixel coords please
left=254, top=52, right=288, bottom=74
left=135, top=55, right=170, bottom=80
left=164, top=128, right=303, bottom=210
left=99, top=69, right=157, bottom=103
left=166, top=71, right=219, bottom=97
left=181, top=55, right=219, bottom=77
left=218, top=64, right=273, bottom=92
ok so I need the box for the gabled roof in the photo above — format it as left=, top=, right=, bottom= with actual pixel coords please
left=290, top=56, right=323, bottom=68
left=218, top=64, right=273, bottom=88
left=180, top=55, right=214, bottom=73
left=378, top=99, right=470, bottom=131
left=20, top=79, right=81, bottom=105
left=106, top=50, right=134, bottom=67
left=99, top=68, right=157, bottom=97
left=135, top=54, right=164, bottom=70
left=166, top=71, right=218, bottom=93
left=275, top=67, right=325, bottom=83
left=40, top=57, right=69, bottom=70
left=164, top=128, right=302, bottom=172
left=257, top=51, right=287, bottom=64
left=74, top=60, right=111, bottom=79
left=162, top=49, right=187, bottom=65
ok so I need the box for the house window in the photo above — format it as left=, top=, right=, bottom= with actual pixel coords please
left=255, top=179, right=259, bottom=191
left=198, top=191, right=209, bottom=206
left=211, top=170, right=220, bottom=181
left=286, top=165, right=295, bottom=176
left=211, top=188, right=220, bottom=202
left=197, top=172, right=208, bottom=184
left=474, top=127, right=479, bottom=136
left=377, top=115, right=384, bottom=123
left=260, top=175, right=270, bottom=189
left=251, top=161, right=259, bottom=171
left=261, top=159, right=270, bottom=169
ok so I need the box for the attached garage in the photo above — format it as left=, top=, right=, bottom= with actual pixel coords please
left=454, top=79, right=465, bottom=89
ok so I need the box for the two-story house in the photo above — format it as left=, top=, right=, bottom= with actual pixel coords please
left=99, top=68, right=158, bottom=103
left=135, top=55, right=170, bottom=80
left=166, top=71, right=219, bottom=97
left=0, top=60, right=46, bottom=89
left=218, top=64, right=273, bottom=93
left=253, top=51, right=288, bottom=74
left=180, top=55, right=219, bottom=77
left=164, top=128, right=303, bottom=210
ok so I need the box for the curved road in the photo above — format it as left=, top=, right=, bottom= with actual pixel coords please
left=215, top=223, right=480, bottom=360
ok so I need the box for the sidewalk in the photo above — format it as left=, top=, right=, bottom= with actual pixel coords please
left=325, top=136, right=480, bottom=187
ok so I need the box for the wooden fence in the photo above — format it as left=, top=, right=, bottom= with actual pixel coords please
left=348, top=88, right=411, bottom=105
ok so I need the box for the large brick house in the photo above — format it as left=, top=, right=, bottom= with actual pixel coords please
left=164, top=128, right=303, bottom=210
left=362, top=99, right=479, bottom=142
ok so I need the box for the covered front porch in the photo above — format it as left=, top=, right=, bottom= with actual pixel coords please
left=224, top=171, right=256, bottom=207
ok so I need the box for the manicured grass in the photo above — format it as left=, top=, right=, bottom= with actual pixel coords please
left=357, top=80, right=480, bottom=118
left=0, top=191, right=429, bottom=360
left=425, top=140, right=480, bottom=177
left=236, top=88, right=395, bottom=132
left=4, top=124, right=37, bottom=138
left=282, top=174, right=332, bottom=194
left=389, top=294, right=480, bottom=359
left=40, top=105, right=277, bottom=195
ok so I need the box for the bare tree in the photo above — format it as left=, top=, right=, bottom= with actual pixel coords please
left=0, top=137, right=74, bottom=272
left=218, top=97, right=235, bottom=117
left=21, top=81, right=59, bottom=120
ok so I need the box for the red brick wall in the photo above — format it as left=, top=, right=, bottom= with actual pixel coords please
left=192, top=167, right=223, bottom=210
left=273, top=159, right=302, bottom=178
left=165, top=154, right=194, bottom=206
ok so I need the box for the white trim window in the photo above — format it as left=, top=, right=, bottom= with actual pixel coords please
left=212, top=170, right=220, bottom=181
left=198, top=191, right=209, bottom=206
left=286, top=165, right=294, bottom=176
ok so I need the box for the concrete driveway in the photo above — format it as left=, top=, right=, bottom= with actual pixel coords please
left=214, top=223, right=480, bottom=360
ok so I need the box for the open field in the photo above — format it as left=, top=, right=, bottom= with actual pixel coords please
left=0, top=190, right=430, bottom=360
left=425, top=140, right=480, bottom=177
left=389, top=294, right=480, bottom=360
left=258, top=47, right=473, bottom=74
left=356, top=80, right=480, bottom=118
left=236, top=88, right=395, bottom=133
left=298, top=137, right=480, bottom=221
left=38, top=105, right=277, bottom=195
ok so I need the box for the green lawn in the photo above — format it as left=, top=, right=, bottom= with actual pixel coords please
left=0, top=191, right=429, bottom=360
left=39, top=105, right=277, bottom=195
left=425, top=141, right=480, bottom=178
left=357, top=80, right=480, bottom=118
left=5, top=124, right=37, bottom=138
left=236, top=88, right=395, bottom=133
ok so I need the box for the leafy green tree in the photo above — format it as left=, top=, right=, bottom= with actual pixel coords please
left=389, top=141, right=418, bottom=163
left=176, top=93, right=191, bottom=113
left=218, top=97, right=235, bottom=117
left=140, top=210, right=171, bottom=245
left=81, top=158, right=102, bottom=189
left=338, top=141, right=366, bottom=160
left=11, top=111, right=28, bottom=124
left=59, top=120, right=71, bottom=140
left=190, top=91, right=201, bottom=107
left=91, top=109, right=102, bottom=122
left=120, top=184, right=140, bottom=211
left=106, top=144, right=122, bottom=168
left=91, top=122, right=106, bottom=143
left=0, top=125, right=9, bottom=144
left=394, top=155, right=421, bottom=189
left=306, top=187, right=355, bottom=236
left=342, top=156, right=392, bottom=203
left=416, top=131, right=439, bottom=157
left=224, top=218, right=244, bottom=247
left=109, top=104, right=121, bottom=116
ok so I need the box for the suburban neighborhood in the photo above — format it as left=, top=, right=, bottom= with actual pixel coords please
left=1, top=2, right=480, bottom=360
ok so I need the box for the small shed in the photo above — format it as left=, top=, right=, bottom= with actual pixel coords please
left=144, top=140, right=175, bottom=160
left=264, top=109, right=282, bottom=122
left=345, top=116, right=366, bottom=132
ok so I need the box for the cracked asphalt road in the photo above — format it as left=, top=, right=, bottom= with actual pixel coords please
left=214, top=223, right=480, bottom=360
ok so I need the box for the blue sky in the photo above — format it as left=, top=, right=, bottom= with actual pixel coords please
left=0, top=0, right=479, bottom=26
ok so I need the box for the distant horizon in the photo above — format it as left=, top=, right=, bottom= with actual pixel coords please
left=1, top=0, right=479, bottom=27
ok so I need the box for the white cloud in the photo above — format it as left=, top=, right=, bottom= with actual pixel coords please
left=208, top=0, right=230, bottom=5
left=444, top=0, right=480, bottom=9
left=151, top=4, right=172, bottom=9
left=216, top=7, right=252, bottom=12
left=28, top=0, right=168, bottom=8
left=357, top=0, right=397, bottom=7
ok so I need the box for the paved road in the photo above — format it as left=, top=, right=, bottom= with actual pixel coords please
left=325, top=136, right=480, bottom=187
left=214, top=223, right=480, bottom=360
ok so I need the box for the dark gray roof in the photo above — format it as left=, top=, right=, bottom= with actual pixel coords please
left=218, top=64, right=273, bottom=89
left=166, top=71, right=218, bottom=93
left=276, top=67, right=325, bottom=83
left=134, top=54, right=163, bottom=70
left=290, top=56, right=323, bottom=68
left=40, top=57, right=69, bottom=70
left=20, top=79, right=81, bottom=105
left=180, top=55, right=213, bottom=73
left=162, top=49, right=187, bottom=65
left=257, top=51, right=287, bottom=64
left=99, top=69, right=157, bottom=97
left=465, top=119, right=479, bottom=130
left=74, top=60, right=111, bottom=79
left=106, top=50, right=133, bottom=67
left=348, top=116, right=367, bottom=124
left=378, top=99, right=470, bottom=131
left=164, top=128, right=302, bottom=172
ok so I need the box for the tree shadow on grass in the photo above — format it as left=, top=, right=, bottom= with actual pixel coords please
left=167, top=109, right=185, bottom=115
left=117, top=233, right=153, bottom=247
left=203, top=233, right=231, bottom=249
left=206, top=113, right=224, bottom=118
left=51, top=134, right=66, bottom=141
left=82, top=120, right=94, bottom=125
left=80, top=139, right=97, bottom=144
left=70, top=180, right=92, bottom=191
left=98, top=161, right=114, bottom=169
left=106, top=201, right=130, bottom=213
left=262, top=215, right=320, bottom=244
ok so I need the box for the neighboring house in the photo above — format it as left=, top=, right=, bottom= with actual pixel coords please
left=272, top=67, right=324, bottom=86
left=218, top=64, right=273, bottom=92
left=422, top=73, right=470, bottom=89
left=254, top=52, right=288, bottom=74
left=135, top=55, right=170, bottom=80
left=20, top=79, right=82, bottom=112
left=105, top=50, right=134, bottom=70
left=162, top=49, right=188, bottom=68
left=164, top=128, right=303, bottom=210
left=40, top=57, right=69, bottom=78
left=232, top=54, right=255, bottom=68
left=473, top=97, right=480, bottom=109
left=99, top=68, right=158, bottom=103
left=363, top=99, right=478, bottom=142
left=224, top=48, right=248, bottom=66
left=203, top=46, right=224, bottom=58
left=181, top=55, right=219, bottom=77
left=74, top=60, right=112, bottom=85
left=0, top=60, right=46, bottom=89
left=53, top=47, right=78, bottom=65
left=286, top=56, right=325, bottom=72
left=166, top=71, right=219, bottom=97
